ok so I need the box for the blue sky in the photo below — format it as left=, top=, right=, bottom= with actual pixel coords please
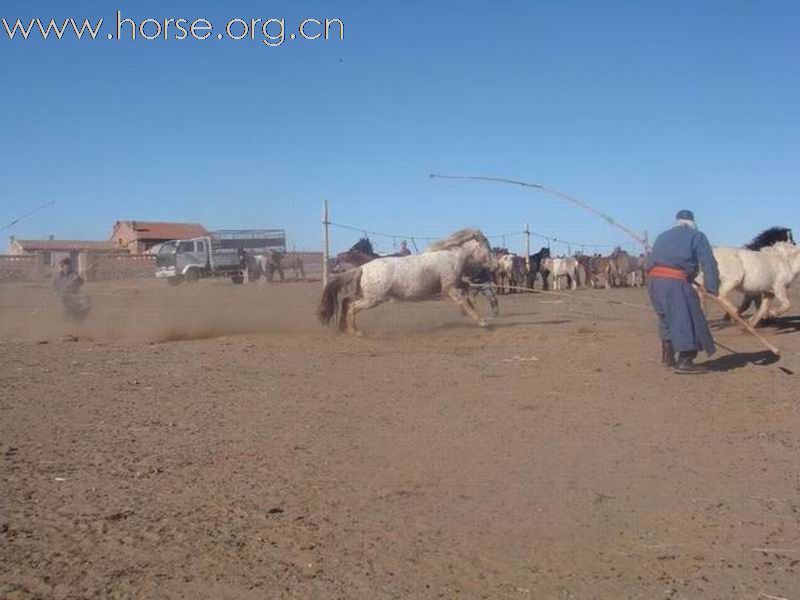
left=1, top=0, right=798, bottom=254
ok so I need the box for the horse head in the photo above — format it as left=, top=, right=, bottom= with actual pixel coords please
left=349, top=237, right=376, bottom=256
left=429, top=228, right=495, bottom=271
left=769, top=241, right=800, bottom=275
left=466, top=235, right=496, bottom=271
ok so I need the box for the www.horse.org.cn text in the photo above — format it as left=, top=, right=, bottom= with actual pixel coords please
left=1, top=12, right=345, bottom=47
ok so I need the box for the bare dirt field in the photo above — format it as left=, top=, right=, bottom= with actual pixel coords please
left=1, top=279, right=799, bottom=600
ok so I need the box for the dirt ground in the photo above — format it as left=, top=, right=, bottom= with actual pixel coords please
left=1, top=279, right=798, bottom=600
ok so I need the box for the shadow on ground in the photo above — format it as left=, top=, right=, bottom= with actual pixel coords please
left=705, top=350, right=781, bottom=372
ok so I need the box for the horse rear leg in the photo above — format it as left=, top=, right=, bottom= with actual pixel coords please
left=345, top=295, right=385, bottom=335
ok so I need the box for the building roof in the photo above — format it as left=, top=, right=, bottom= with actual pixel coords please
left=114, top=221, right=209, bottom=241
left=13, top=239, right=118, bottom=252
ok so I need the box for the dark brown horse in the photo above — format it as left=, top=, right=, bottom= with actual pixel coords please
left=527, top=247, right=551, bottom=289
left=329, top=238, right=380, bottom=273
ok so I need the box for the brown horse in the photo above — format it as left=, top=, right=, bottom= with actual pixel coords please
left=329, top=238, right=380, bottom=273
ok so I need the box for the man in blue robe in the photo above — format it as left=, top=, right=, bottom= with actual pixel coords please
left=646, top=210, right=720, bottom=374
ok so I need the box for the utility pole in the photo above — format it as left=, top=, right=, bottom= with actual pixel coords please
left=322, top=200, right=330, bottom=287
left=524, top=222, right=531, bottom=269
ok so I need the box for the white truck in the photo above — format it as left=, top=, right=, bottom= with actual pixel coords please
left=155, top=230, right=286, bottom=285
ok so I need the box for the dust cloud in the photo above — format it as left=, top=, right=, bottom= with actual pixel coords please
left=0, top=279, right=326, bottom=343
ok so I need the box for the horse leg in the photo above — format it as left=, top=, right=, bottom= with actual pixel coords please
left=748, top=294, right=772, bottom=328
left=486, top=287, right=500, bottom=317
left=345, top=300, right=362, bottom=335
left=768, top=287, right=791, bottom=318
left=446, top=286, right=487, bottom=327
left=706, top=280, right=735, bottom=321
left=345, top=292, right=387, bottom=335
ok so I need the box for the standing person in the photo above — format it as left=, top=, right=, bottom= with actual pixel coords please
left=466, top=267, right=500, bottom=318
left=268, top=249, right=285, bottom=282
left=646, top=210, right=720, bottom=374
left=52, top=257, right=91, bottom=320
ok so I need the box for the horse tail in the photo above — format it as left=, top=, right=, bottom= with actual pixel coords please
left=317, top=268, right=361, bottom=327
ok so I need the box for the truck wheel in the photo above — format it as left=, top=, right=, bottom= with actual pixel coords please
left=167, top=276, right=183, bottom=286
left=231, top=275, right=244, bottom=285
left=185, top=269, right=200, bottom=283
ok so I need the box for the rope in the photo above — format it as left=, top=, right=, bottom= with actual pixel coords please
left=475, top=282, right=652, bottom=311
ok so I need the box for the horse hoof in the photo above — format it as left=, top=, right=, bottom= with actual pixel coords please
left=478, top=320, right=490, bottom=329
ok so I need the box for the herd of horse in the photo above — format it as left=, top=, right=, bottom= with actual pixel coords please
left=332, top=238, right=647, bottom=295
left=318, top=226, right=799, bottom=335
left=494, top=247, right=646, bottom=292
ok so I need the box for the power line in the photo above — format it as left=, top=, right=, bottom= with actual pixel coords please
left=329, top=220, right=630, bottom=252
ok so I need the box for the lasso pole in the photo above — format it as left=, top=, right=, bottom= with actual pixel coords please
left=430, top=173, right=648, bottom=250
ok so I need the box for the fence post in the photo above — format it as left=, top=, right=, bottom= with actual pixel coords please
left=322, top=200, right=330, bottom=287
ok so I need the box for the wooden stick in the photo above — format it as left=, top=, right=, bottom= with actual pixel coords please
left=695, top=285, right=781, bottom=356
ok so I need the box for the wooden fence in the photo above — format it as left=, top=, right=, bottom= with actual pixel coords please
left=285, top=251, right=323, bottom=280
left=0, top=254, right=46, bottom=282
left=80, top=253, right=156, bottom=281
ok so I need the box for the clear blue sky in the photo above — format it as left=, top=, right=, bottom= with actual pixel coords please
left=2, top=0, right=798, bottom=254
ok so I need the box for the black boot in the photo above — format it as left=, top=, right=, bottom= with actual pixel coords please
left=674, top=351, right=707, bottom=374
left=661, top=341, right=676, bottom=368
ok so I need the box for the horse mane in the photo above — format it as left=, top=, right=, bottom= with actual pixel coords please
left=745, top=227, right=794, bottom=250
left=427, top=228, right=489, bottom=252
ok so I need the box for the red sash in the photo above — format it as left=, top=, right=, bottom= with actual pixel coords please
left=647, top=266, right=688, bottom=281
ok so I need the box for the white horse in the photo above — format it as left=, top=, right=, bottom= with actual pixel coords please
left=699, top=242, right=800, bottom=327
left=542, top=257, right=580, bottom=290
left=627, top=255, right=646, bottom=288
left=318, top=229, right=496, bottom=334
left=495, top=253, right=527, bottom=293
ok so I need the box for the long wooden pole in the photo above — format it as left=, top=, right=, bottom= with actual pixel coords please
left=430, top=173, right=649, bottom=249
left=322, top=200, right=330, bottom=287
left=695, top=284, right=780, bottom=356
left=0, top=200, right=57, bottom=234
